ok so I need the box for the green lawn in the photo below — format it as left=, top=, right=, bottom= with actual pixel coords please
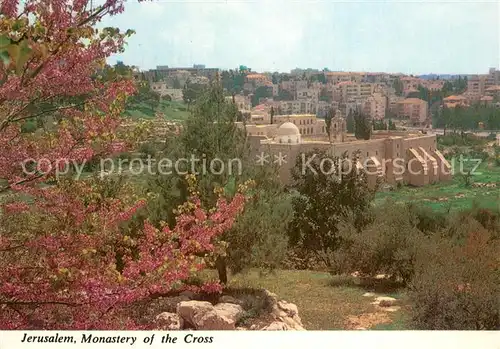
left=125, top=100, right=191, bottom=121
left=204, top=269, right=409, bottom=330
left=375, top=161, right=500, bottom=212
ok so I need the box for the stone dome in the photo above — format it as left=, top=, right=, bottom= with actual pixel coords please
left=277, top=122, right=300, bottom=136
left=275, top=122, right=301, bottom=144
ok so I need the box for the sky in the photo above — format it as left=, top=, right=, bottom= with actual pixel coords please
left=100, top=0, right=500, bottom=75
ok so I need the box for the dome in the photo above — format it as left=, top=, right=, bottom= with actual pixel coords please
left=277, top=122, right=300, bottom=136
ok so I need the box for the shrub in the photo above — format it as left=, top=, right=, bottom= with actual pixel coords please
left=409, top=229, right=500, bottom=330
left=331, top=200, right=428, bottom=284
left=225, top=190, right=293, bottom=274
left=288, top=149, right=375, bottom=269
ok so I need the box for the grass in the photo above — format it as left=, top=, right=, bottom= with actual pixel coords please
left=375, top=161, right=500, bottom=212
left=202, top=269, right=408, bottom=330
left=124, top=100, right=191, bottom=121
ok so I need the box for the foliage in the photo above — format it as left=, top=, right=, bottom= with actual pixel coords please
left=392, top=77, right=403, bottom=97
left=409, top=228, right=500, bottom=330
left=251, top=86, right=272, bottom=107
left=126, top=80, right=160, bottom=113
left=325, top=108, right=334, bottom=141
left=331, top=201, right=429, bottom=284
left=346, top=110, right=355, bottom=133
left=353, top=108, right=372, bottom=140
left=0, top=0, right=246, bottom=330
left=433, top=104, right=500, bottom=131
left=288, top=149, right=375, bottom=269
left=182, top=79, right=205, bottom=108
left=226, top=189, right=294, bottom=274
left=146, top=81, right=288, bottom=283
left=0, top=174, right=245, bottom=329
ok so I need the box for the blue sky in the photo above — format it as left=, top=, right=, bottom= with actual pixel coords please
left=101, top=0, right=499, bottom=75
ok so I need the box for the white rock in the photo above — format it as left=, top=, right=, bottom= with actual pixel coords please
left=155, top=312, right=183, bottom=330
left=195, top=310, right=236, bottom=330
left=381, top=306, right=401, bottom=312
left=176, top=301, right=214, bottom=327
left=282, top=316, right=306, bottom=330
left=277, top=300, right=298, bottom=317
left=213, top=303, right=245, bottom=324
left=262, top=321, right=291, bottom=331
left=363, top=292, right=376, bottom=297
left=371, top=296, right=397, bottom=307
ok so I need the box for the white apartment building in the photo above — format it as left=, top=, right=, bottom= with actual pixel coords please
left=363, top=93, right=387, bottom=120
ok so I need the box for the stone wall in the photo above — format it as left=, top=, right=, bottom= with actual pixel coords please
left=251, top=134, right=452, bottom=188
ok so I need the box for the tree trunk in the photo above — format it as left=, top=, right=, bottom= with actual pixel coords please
left=215, top=256, right=228, bottom=285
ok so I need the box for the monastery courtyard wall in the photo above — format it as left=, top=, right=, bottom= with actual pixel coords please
left=250, top=134, right=452, bottom=188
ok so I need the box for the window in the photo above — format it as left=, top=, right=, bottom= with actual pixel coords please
left=367, top=152, right=369, bottom=157
left=397, top=144, right=399, bottom=149
left=376, top=151, right=378, bottom=155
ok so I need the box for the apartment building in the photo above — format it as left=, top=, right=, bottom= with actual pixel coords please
left=485, top=85, right=500, bottom=100
left=334, top=81, right=376, bottom=103
left=467, top=75, right=488, bottom=96
left=401, top=77, right=423, bottom=95
left=279, top=100, right=317, bottom=115
left=363, top=93, right=387, bottom=120
left=466, top=68, right=499, bottom=96
left=325, top=72, right=363, bottom=84
left=296, top=87, right=320, bottom=101
left=280, top=80, right=307, bottom=94
left=396, top=98, right=428, bottom=125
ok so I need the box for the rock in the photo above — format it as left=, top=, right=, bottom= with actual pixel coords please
left=277, top=300, right=298, bottom=317
left=363, top=292, right=376, bottom=297
left=281, top=316, right=306, bottom=330
left=372, top=296, right=397, bottom=307
left=155, top=312, right=183, bottom=330
left=195, top=310, right=236, bottom=330
left=262, top=321, right=291, bottom=331
left=381, top=306, right=401, bottom=312
left=249, top=324, right=258, bottom=330
left=236, top=327, right=246, bottom=331
left=375, top=274, right=388, bottom=280
left=176, top=301, right=214, bottom=328
left=219, top=295, right=243, bottom=306
left=263, top=289, right=279, bottom=308
left=213, top=303, right=244, bottom=324
left=177, top=302, right=244, bottom=330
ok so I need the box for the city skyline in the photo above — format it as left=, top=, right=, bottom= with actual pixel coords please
left=101, top=0, right=499, bottom=75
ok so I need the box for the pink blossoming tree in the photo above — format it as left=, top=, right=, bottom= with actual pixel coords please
left=0, top=0, right=245, bottom=329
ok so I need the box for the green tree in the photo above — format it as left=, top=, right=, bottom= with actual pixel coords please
left=346, top=109, right=355, bottom=133
left=251, top=86, right=273, bottom=107
left=354, top=108, right=372, bottom=140
left=288, top=149, right=375, bottom=269
left=147, top=81, right=289, bottom=284
left=126, top=80, right=161, bottom=113
left=182, top=79, right=205, bottom=109
left=325, top=108, right=335, bottom=142
left=393, top=77, right=404, bottom=97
